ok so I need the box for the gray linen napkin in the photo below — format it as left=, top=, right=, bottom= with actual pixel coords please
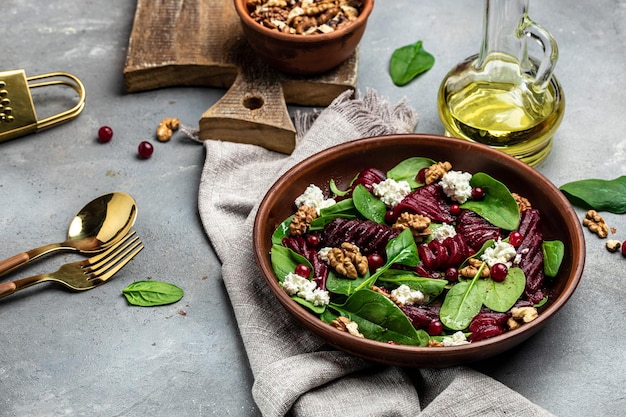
left=198, top=90, right=555, bottom=417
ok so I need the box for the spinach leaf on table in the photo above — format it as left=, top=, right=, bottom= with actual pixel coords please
left=122, top=281, right=184, bottom=307
left=559, top=176, right=626, bottom=213
left=390, top=40, right=435, bottom=86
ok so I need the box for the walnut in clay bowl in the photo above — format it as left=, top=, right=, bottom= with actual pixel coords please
left=234, top=0, right=374, bottom=75
left=253, top=134, right=585, bottom=368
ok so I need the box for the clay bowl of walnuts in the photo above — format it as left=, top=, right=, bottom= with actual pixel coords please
left=233, top=0, right=374, bottom=75
left=253, top=134, right=585, bottom=368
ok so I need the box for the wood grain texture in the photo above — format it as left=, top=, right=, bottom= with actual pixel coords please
left=123, top=0, right=358, bottom=153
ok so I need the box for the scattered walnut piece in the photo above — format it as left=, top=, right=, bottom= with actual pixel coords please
left=428, top=339, right=444, bottom=347
left=606, top=239, right=622, bottom=253
left=289, top=205, right=318, bottom=236
left=331, top=316, right=364, bottom=338
left=512, top=193, right=532, bottom=212
left=327, top=242, right=368, bottom=279
left=424, top=161, right=452, bottom=185
left=459, top=258, right=490, bottom=278
left=583, top=210, right=609, bottom=238
left=156, top=117, right=180, bottom=142
left=392, top=212, right=431, bottom=242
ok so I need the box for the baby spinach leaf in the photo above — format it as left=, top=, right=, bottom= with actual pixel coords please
left=326, top=269, right=371, bottom=296
left=352, top=184, right=387, bottom=224
left=292, top=296, right=327, bottom=315
left=378, top=270, right=448, bottom=300
left=387, top=157, right=436, bottom=188
left=320, top=198, right=356, bottom=216
left=329, top=289, right=429, bottom=346
left=390, top=40, right=435, bottom=86
left=270, top=244, right=310, bottom=283
left=440, top=274, right=484, bottom=331
left=477, top=268, right=526, bottom=312
left=461, top=172, right=520, bottom=230
left=559, top=176, right=626, bottom=213
left=354, top=229, right=419, bottom=292
left=542, top=240, right=564, bottom=277
left=122, top=280, right=184, bottom=307
left=272, top=215, right=293, bottom=245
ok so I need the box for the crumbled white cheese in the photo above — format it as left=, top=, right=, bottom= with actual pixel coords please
left=442, top=331, right=470, bottom=346
left=294, top=184, right=336, bottom=215
left=432, top=223, right=457, bottom=241
left=440, top=170, right=473, bottom=203
left=481, top=238, right=517, bottom=267
left=390, top=284, right=425, bottom=306
left=318, top=247, right=332, bottom=263
left=282, top=272, right=330, bottom=306
left=372, top=178, right=411, bottom=207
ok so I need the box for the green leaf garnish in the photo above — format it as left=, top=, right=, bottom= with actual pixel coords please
left=389, top=40, right=435, bottom=86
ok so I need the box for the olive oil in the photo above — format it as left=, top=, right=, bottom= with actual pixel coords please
left=438, top=56, right=565, bottom=166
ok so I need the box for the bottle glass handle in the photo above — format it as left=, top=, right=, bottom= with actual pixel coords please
left=520, top=16, right=559, bottom=90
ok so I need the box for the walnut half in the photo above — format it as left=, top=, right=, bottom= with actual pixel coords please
left=583, top=210, right=609, bottom=238
left=327, top=242, right=368, bottom=279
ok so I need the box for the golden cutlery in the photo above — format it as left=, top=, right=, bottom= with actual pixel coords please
left=0, top=231, right=143, bottom=299
left=0, top=192, right=137, bottom=277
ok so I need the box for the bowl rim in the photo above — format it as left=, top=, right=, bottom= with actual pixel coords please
left=253, top=134, right=586, bottom=366
left=233, top=0, right=375, bottom=43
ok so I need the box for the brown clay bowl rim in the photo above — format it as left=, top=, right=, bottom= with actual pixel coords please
left=253, top=134, right=586, bottom=367
left=234, top=0, right=374, bottom=43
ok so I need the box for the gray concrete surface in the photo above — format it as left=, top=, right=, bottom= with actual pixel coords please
left=1, top=0, right=625, bottom=416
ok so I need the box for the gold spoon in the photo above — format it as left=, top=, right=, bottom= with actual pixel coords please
left=0, top=192, right=137, bottom=277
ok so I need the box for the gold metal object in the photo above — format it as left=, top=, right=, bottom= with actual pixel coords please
left=0, top=69, right=86, bottom=143
left=0, top=192, right=138, bottom=277
left=0, top=231, right=143, bottom=299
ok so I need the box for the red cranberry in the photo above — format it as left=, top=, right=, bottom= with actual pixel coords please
left=509, top=231, right=524, bottom=247
left=294, top=263, right=311, bottom=278
left=385, top=210, right=396, bottom=224
left=306, top=234, right=320, bottom=248
left=622, top=241, right=626, bottom=257
left=427, top=320, right=443, bottom=336
left=417, top=167, right=429, bottom=184
left=138, top=141, right=154, bottom=159
left=367, top=253, right=385, bottom=272
left=450, top=203, right=461, bottom=216
left=471, top=187, right=485, bottom=200
left=445, top=267, right=459, bottom=283
left=98, top=126, right=113, bottom=143
left=490, top=263, right=508, bottom=282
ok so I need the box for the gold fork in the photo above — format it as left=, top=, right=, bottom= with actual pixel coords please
left=0, top=231, right=143, bottom=299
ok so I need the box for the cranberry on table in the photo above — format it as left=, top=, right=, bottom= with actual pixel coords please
left=138, top=141, right=154, bottom=159
left=294, top=263, right=311, bottom=278
left=490, top=263, right=508, bottom=282
left=622, top=241, right=626, bottom=257
left=97, top=126, right=113, bottom=143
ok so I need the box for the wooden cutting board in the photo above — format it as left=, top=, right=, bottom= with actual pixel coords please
left=123, top=0, right=358, bottom=153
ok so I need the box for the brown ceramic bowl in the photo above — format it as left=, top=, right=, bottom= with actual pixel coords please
left=234, top=0, right=374, bottom=75
left=253, top=134, right=585, bottom=368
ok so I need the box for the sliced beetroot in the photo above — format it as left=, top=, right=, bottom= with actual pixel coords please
left=455, top=209, right=502, bottom=251
left=321, top=218, right=400, bottom=255
left=402, top=304, right=440, bottom=329
left=468, top=324, right=506, bottom=342
left=282, top=236, right=329, bottom=290
left=347, top=167, right=387, bottom=196
left=515, top=209, right=546, bottom=303
left=468, top=312, right=510, bottom=333
left=387, top=184, right=454, bottom=223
